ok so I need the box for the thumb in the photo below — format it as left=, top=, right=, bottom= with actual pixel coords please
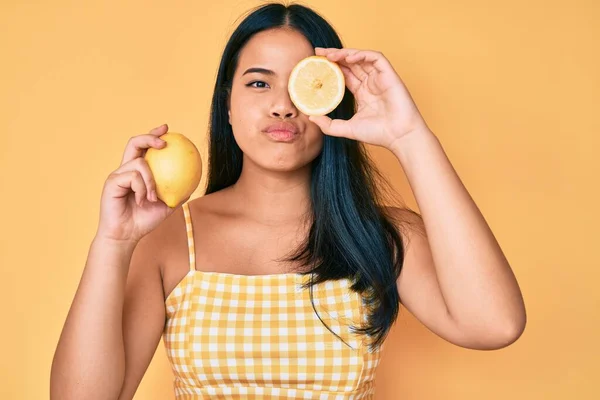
left=309, top=115, right=353, bottom=138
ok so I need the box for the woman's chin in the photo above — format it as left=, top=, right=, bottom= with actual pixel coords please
left=258, top=158, right=313, bottom=173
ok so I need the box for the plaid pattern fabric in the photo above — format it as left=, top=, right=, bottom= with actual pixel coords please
left=162, top=203, right=383, bottom=399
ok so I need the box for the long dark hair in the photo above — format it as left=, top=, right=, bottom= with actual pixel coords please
left=205, top=2, right=416, bottom=351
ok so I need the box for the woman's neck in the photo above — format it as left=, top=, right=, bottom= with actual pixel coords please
left=227, top=162, right=313, bottom=226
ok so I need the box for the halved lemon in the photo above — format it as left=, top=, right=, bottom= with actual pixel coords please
left=288, top=55, right=345, bottom=116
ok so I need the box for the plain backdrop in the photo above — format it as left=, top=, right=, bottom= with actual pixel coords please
left=0, top=0, right=598, bottom=398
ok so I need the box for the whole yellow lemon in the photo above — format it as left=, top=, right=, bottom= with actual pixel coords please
left=144, top=132, right=202, bottom=208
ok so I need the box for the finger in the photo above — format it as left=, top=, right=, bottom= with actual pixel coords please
left=347, top=62, right=369, bottom=84
left=309, top=115, right=355, bottom=139
left=329, top=49, right=388, bottom=82
left=314, top=47, right=341, bottom=56
left=107, top=170, right=148, bottom=207
left=323, top=48, right=360, bottom=62
left=316, top=49, right=366, bottom=89
left=325, top=49, right=370, bottom=82
left=345, top=51, right=392, bottom=74
left=148, top=123, right=169, bottom=137
left=324, top=48, right=367, bottom=66
left=115, top=158, right=158, bottom=203
left=339, top=65, right=361, bottom=93
left=121, top=129, right=167, bottom=166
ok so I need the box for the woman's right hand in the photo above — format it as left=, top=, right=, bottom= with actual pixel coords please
left=95, top=124, right=187, bottom=244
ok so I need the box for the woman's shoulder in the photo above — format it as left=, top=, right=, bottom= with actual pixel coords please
left=152, top=190, right=226, bottom=237
left=137, top=192, right=223, bottom=258
left=137, top=191, right=230, bottom=284
left=153, top=189, right=235, bottom=240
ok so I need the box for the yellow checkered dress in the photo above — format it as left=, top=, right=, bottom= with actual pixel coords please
left=162, top=203, right=384, bottom=399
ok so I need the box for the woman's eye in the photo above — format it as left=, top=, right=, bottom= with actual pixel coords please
left=247, top=81, right=269, bottom=89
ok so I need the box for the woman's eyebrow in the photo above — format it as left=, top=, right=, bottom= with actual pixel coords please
left=242, top=67, right=276, bottom=76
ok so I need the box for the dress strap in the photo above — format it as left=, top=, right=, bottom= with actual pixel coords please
left=182, top=203, right=196, bottom=272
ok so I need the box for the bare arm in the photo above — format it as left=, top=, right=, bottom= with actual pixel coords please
left=117, top=233, right=167, bottom=400
left=51, top=124, right=186, bottom=399
left=305, top=48, right=526, bottom=349
left=394, top=129, right=526, bottom=350
left=50, top=237, right=132, bottom=399
left=51, top=233, right=166, bottom=400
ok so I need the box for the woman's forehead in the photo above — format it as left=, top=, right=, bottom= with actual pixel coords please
left=236, top=29, right=315, bottom=73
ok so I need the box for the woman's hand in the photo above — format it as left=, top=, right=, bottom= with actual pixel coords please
left=309, top=47, right=431, bottom=151
left=96, top=124, right=189, bottom=244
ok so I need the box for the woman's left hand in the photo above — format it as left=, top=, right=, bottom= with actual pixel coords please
left=310, top=47, right=430, bottom=151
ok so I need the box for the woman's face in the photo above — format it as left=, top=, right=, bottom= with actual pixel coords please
left=228, top=28, right=323, bottom=172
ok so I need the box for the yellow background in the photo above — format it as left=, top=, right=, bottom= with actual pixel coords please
left=1, top=0, right=598, bottom=398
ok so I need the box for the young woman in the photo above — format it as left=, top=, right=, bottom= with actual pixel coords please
left=51, top=3, right=526, bottom=399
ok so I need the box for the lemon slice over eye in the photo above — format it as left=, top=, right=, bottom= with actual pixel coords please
left=288, top=55, right=345, bottom=116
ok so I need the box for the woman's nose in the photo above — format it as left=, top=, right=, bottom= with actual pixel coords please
left=270, top=89, right=298, bottom=119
